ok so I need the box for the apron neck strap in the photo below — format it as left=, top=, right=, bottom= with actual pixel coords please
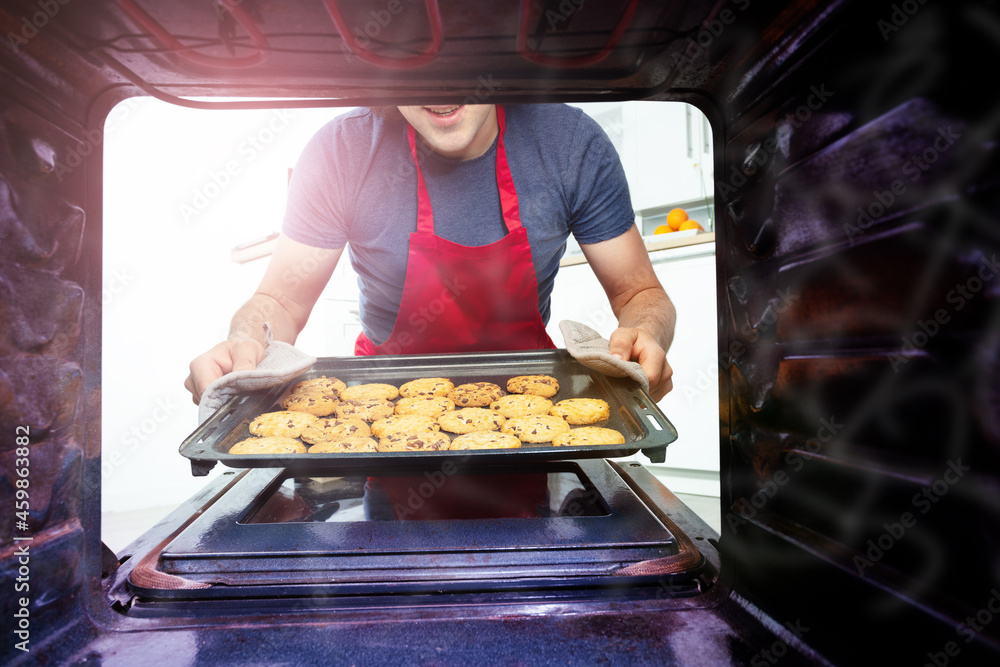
left=406, top=105, right=522, bottom=235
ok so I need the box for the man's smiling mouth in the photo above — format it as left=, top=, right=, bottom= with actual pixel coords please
left=426, top=106, right=461, bottom=116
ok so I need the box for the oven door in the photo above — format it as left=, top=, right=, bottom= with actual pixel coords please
left=109, top=459, right=712, bottom=612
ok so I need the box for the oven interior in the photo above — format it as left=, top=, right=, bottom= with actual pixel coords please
left=2, top=0, right=999, bottom=664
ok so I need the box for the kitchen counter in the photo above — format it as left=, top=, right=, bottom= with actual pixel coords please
left=560, top=231, right=715, bottom=267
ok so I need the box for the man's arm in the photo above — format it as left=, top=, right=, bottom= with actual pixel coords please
left=579, top=224, right=676, bottom=400
left=184, top=233, right=343, bottom=403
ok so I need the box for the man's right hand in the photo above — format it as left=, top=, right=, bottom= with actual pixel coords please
left=184, top=337, right=266, bottom=405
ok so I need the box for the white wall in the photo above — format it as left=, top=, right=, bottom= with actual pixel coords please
left=101, top=99, right=351, bottom=513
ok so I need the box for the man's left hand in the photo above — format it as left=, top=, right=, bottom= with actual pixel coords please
left=608, top=327, right=673, bottom=401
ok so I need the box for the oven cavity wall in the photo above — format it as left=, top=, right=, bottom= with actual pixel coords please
left=0, top=13, right=118, bottom=655
left=715, top=3, right=1000, bottom=665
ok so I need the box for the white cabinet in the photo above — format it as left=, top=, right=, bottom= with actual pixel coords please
left=547, top=241, right=720, bottom=497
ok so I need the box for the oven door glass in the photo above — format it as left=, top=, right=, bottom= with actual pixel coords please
left=243, top=469, right=609, bottom=523
left=128, top=460, right=695, bottom=603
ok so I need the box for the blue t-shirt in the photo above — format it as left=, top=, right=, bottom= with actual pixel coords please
left=283, top=104, right=634, bottom=346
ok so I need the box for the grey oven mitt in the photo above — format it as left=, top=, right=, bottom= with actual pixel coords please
left=559, top=320, right=650, bottom=394
left=197, top=323, right=316, bottom=425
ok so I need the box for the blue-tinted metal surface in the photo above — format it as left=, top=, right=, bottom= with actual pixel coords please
left=54, top=461, right=816, bottom=667
left=130, top=460, right=682, bottom=599
left=16, top=453, right=817, bottom=667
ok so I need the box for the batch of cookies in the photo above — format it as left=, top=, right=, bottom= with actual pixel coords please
left=228, top=373, right=627, bottom=455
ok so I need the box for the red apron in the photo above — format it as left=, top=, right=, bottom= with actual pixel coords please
left=357, top=105, right=550, bottom=519
left=354, top=104, right=556, bottom=356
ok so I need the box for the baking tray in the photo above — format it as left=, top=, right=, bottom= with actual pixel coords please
left=179, top=349, right=677, bottom=475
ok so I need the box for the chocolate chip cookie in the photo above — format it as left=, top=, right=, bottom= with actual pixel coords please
left=399, top=377, right=455, bottom=398
left=371, top=413, right=441, bottom=439
left=249, top=410, right=318, bottom=438
left=449, top=431, right=522, bottom=450
left=340, top=382, right=400, bottom=402
left=334, top=399, right=395, bottom=422
left=506, top=375, right=560, bottom=398
left=448, top=382, right=505, bottom=407
left=438, top=407, right=506, bottom=434
left=292, top=375, right=347, bottom=397
left=229, top=436, right=307, bottom=455
left=299, top=417, right=371, bottom=445
left=549, top=398, right=610, bottom=425
left=281, top=391, right=338, bottom=417
left=376, top=431, right=451, bottom=452
left=489, top=394, right=553, bottom=418
left=552, top=426, right=625, bottom=447
left=500, top=415, right=571, bottom=443
left=307, top=437, right=378, bottom=453
left=394, top=395, right=456, bottom=417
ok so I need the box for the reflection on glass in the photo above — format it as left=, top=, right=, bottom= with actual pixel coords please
left=244, top=471, right=608, bottom=524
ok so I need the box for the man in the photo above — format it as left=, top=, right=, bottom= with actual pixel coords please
left=185, top=103, right=675, bottom=403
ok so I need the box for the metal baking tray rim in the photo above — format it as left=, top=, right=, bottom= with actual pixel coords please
left=180, top=349, right=678, bottom=476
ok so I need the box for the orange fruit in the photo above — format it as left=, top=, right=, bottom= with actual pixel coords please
left=654, top=224, right=674, bottom=234
left=666, top=208, right=688, bottom=230
left=678, top=220, right=703, bottom=232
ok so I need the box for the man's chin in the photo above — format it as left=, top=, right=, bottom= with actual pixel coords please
left=400, top=104, right=497, bottom=160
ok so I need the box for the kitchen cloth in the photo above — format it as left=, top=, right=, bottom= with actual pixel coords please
left=559, top=320, right=650, bottom=394
left=197, top=323, right=316, bottom=424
